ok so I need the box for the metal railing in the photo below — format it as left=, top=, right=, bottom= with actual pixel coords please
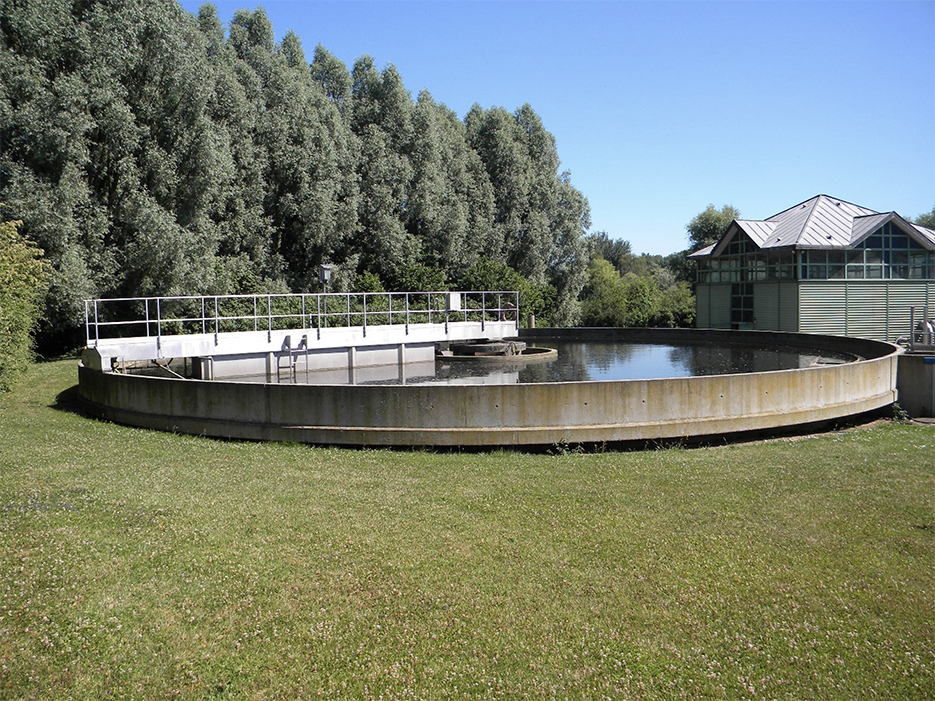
left=909, top=305, right=934, bottom=352
left=85, top=291, right=520, bottom=347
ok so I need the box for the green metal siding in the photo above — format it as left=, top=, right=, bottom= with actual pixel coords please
left=695, top=285, right=710, bottom=328
left=779, top=283, right=799, bottom=332
left=799, top=281, right=933, bottom=341
left=845, top=284, right=887, bottom=340
left=880, top=283, right=932, bottom=341
left=709, top=284, right=731, bottom=329
left=694, top=283, right=731, bottom=328
left=752, top=282, right=799, bottom=332
left=753, top=283, right=780, bottom=330
left=800, top=284, right=848, bottom=336
left=697, top=280, right=932, bottom=338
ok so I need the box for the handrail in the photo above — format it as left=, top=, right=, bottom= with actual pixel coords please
left=909, top=305, right=934, bottom=351
left=84, top=291, right=520, bottom=346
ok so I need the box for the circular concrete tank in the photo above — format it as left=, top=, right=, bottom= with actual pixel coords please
left=77, top=328, right=899, bottom=448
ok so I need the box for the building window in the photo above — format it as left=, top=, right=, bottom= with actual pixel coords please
left=730, top=282, right=754, bottom=325
left=696, top=222, right=934, bottom=284
left=799, top=223, right=934, bottom=280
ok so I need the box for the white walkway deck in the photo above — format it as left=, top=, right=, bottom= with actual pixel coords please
left=81, top=291, right=520, bottom=376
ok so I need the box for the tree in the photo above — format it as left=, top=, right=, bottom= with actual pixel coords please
left=348, top=58, right=417, bottom=280
left=0, top=220, right=50, bottom=391
left=465, top=103, right=589, bottom=325
left=458, top=258, right=554, bottom=325
left=686, top=204, right=740, bottom=251
left=580, top=254, right=694, bottom=328
left=581, top=258, right=629, bottom=326
left=915, top=206, right=935, bottom=230
left=588, top=232, right=640, bottom=275
left=651, top=281, right=695, bottom=328
left=260, top=34, right=359, bottom=290
left=310, top=45, right=352, bottom=113
left=409, top=90, right=494, bottom=282
left=0, top=0, right=596, bottom=349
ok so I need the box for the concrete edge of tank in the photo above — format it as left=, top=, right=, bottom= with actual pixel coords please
left=77, top=328, right=900, bottom=448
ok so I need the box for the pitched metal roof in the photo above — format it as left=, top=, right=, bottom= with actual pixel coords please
left=690, top=194, right=935, bottom=258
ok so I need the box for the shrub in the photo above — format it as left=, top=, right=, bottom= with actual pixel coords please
left=0, top=219, right=50, bottom=391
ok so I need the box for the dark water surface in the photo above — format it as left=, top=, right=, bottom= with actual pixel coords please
left=424, top=340, right=856, bottom=386
left=138, top=340, right=857, bottom=386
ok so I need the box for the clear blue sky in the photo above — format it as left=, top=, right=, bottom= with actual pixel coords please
left=179, top=0, right=935, bottom=256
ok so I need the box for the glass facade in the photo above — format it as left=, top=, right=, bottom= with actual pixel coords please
left=697, top=223, right=934, bottom=284
left=800, top=223, right=932, bottom=280
left=696, top=233, right=794, bottom=283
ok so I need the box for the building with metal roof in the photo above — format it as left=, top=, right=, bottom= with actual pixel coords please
left=690, top=195, right=935, bottom=341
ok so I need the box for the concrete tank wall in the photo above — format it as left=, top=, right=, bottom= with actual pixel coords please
left=896, top=354, right=935, bottom=418
left=78, top=329, right=900, bottom=448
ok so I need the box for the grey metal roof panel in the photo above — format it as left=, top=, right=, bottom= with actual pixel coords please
left=850, top=213, right=894, bottom=244
left=735, top=219, right=776, bottom=245
left=695, top=194, right=932, bottom=257
left=688, top=242, right=716, bottom=258
left=911, top=223, right=935, bottom=248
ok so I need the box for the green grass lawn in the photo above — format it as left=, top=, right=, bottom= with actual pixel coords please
left=1, top=360, right=932, bottom=700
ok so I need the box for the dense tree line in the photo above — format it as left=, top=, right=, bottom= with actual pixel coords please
left=1, top=0, right=591, bottom=352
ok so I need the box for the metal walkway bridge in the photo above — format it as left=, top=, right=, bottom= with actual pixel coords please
left=82, top=291, right=520, bottom=379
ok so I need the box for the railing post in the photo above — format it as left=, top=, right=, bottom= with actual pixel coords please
left=363, top=294, right=367, bottom=335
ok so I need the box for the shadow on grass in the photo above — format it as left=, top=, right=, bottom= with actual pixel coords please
left=51, top=385, right=88, bottom=416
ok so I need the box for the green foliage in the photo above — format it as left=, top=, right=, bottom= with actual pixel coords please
left=0, top=220, right=49, bottom=391
left=465, top=104, right=589, bottom=324
left=581, top=258, right=629, bottom=326
left=351, top=270, right=385, bottom=293
left=686, top=203, right=740, bottom=251
left=0, top=0, right=593, bottom=349
left=914, top=205, right=935, bottom=230
left=588, top=231, right=641, bottom=275
left=581, top=256, right=695, bottom=328
left=458, top=257, right=554, bottom=325
left=386, top=262, right=447, bottom=292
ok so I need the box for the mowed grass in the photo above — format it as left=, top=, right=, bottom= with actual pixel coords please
left=0, top=361, right=932, bottom=700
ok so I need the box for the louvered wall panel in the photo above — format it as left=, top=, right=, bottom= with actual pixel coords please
left=887, top=282, right=933, bottom=342
left=799, top=283, right=847, bottom=336
left=699, top=280, right=933, bottom=337
left=846, top=283, right=888, bottom=340
left=779, top=283, right=799, bottom=331
left=753, top=282, right=779, bottom=330
left=709, top=284, right=731, bottom=329
left=695, top=285, right=710, bottom=328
